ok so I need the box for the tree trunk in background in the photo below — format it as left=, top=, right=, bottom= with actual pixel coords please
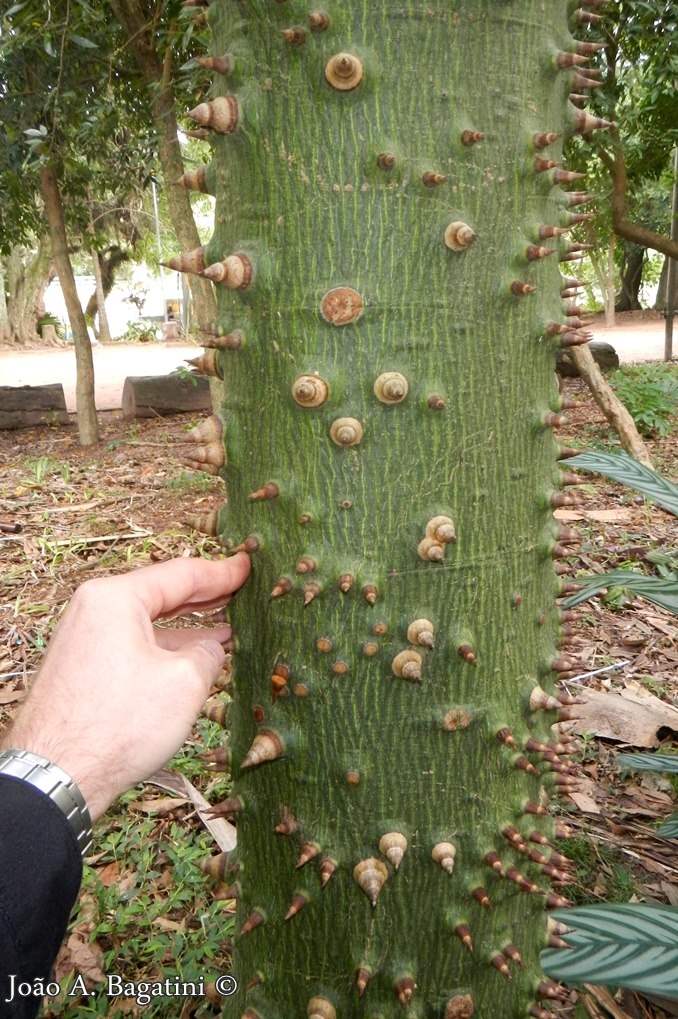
left=0, top=260, right=8, bottom=343
left=654, top=254, right=678, bottom=313
left=40, top=164, right=99, bottom=445
left=90, top=248, right=112, bottom=343
left=615, top=244, right=644, bottom=312
left=567, top=347, right=652, bottom=468
left=4, top=239, right=52, bottom=345
left=84, top=246, right=131, bottom=325
left=193, top=4, right=611, bottom=1016
left=109, top=0, right=217, bottom=332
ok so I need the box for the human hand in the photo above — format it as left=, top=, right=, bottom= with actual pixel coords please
left=1, top=554, right=250, bottom=821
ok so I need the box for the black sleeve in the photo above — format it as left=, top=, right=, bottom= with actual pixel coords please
left=0, top=775, right=83, bottom=1019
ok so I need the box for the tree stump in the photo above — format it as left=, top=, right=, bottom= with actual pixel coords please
left=557, top=340, right=619, bottom=377
left=0, top=384, right=70, bottom=429
left=121, top=374, right=212, bottom=419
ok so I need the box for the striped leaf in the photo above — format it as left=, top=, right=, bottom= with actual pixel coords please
left=658, top=812, right=678, bottom=839
left=541, top=903, right=678, bottom=995
left=617, top=753, right=678, bottom=774
left=562, top=570, right=678, bottom=615
left=566, top=452, right=678, bottom=517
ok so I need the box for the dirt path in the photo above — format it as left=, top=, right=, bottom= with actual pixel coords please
left=0, top=312, right=675, bottom=413
left=0, top=341, right=200, bottom=412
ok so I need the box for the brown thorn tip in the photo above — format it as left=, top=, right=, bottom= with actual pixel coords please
left=537, top=980, right=569, bottom=1002
left=248, top=482, right=279, bottom=501
left=284, top=892, right=309, bottom=920
left=472, top=887, right=491, bottom=909
left=422, top=171, right=447, bottom=187
left=496, top=727, right=517, bottom=748
left=353, top=857, right=389, bottom=906
left=239, top=909, right=265, bottom=937
left=270, top=577, right=293, bottom=599
left=338, top=573, right=354, bottom=592
left=510, top=281, right=537, bottom=296
left=503, top=944, right=523, bottom=966
left=394, top=976, right=415, bottom=1008
left=319, top=856, right=338, bottom=886
left=461, top=129, right=485, bottom=146
left=458, top=644, right=477, bottom=665
left=356, top=967, right=371, bottom=997
left=296, top=842, right=321, bottom=869
left=491, top=955, right=512, bottom=980
left=303, top=583, right=322, bottom=605
left=240, top=730, right=284, bottom=769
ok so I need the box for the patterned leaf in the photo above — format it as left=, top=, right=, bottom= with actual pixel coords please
left=566, top=452, right=678, bottom=517
left=562, top=571, right=678, bottom=615
left=617, top=753, right=678, bottom=774
left=658, top=812, right=678, bottom=839
left=541, top=903, right=678, bottom=994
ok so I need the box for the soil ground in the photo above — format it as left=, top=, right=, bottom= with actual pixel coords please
left=2, top=315, right=678, bottom=1018
left=0, top=339, right=200, bottom=412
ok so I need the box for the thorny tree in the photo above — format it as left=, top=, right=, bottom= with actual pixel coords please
left=176, top=2, right=611, bottom=1017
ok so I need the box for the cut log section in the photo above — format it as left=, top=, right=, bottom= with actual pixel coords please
left=122, top=374, right=212, bottom=419
left=0, top=384, right=70, bottom=429
left=556, top=341, right=619, bottom=377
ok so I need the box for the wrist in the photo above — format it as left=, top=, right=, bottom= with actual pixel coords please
left=0, top=748, right=93, bottom=855
left=1, top=725, right=114, bottom=822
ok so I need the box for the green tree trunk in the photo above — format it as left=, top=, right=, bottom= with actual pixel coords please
left=189, top=3, right=607, bottom=1016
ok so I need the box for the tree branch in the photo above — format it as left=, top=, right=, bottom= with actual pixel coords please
left=609, top=132, right=678, bottom=260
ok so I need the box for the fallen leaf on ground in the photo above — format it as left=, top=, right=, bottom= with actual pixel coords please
left=559, top=685, right=678, bottom=747
left=553, top=508, right=632, bottom=522
left=567, top=790, right=601, bottom=814
left=95, top=860, right=120, bottom=886
left=54, top=930, right=106, bottom=985
left=131, top=795, right=189, bottom=814
left=146, top=767, right=236, bottom=852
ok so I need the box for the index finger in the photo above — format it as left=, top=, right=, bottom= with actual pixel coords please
left=112, top=554, right=251, bottom=620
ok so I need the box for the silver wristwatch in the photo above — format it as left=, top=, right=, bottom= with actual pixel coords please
left=0, top=748, right=93, bottom=856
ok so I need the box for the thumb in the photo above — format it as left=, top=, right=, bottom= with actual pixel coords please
left=176, top=639, right=227, bottom=698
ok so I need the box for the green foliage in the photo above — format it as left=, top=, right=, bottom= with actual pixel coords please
left=115, top=320, right=159, bottom=344
left=562, top=1, right=678, bottom=304
left=565, top=450, right=678, bottom=515
left=553, top=834, right=638, bottom=907
left=564, top=569, right=678, bottom=614
left=544, top=448, right=678, bottom=993
left=36, top=313, right=65, bottom=339
left=610, top=364, right=678, bottom=436
left=44, top=810, right=232, bottom=1018
left=542, top=903, right=678, bottom=996
left=563, top=452, right=678, bottom=611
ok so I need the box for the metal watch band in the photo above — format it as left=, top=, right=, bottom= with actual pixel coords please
left=0, top=748, right=93, bottom=856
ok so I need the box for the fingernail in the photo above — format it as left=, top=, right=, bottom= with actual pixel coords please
left=199, top=640, right=226, bottom=667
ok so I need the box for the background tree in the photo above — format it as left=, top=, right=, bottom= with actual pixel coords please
left=565, top=0, right=678, bottom=308
left=0, top=3, right=155, bottom=441
left=0, top=0, right=218, bottom=440
left=182, top=2, right=611, bottom=1016
left=108, top=0, right=218, bottom=332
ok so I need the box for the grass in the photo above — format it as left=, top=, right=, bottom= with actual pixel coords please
left=2, top=419, right=235, bottom=1018
left=42, top=719, right=235, bottom=1019
left=164, top=471, right=222, bottom=494
left=554, top=833, right=639, bottom=908
left=610, top=362, right=678, bottom=438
